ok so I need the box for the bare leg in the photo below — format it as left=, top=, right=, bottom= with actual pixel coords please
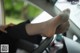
left=26, top=9, right=70, bottom=37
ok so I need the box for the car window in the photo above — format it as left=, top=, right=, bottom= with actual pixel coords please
left=4, top=0, right=43, bottom=25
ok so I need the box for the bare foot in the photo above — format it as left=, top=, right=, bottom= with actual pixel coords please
left=56, top=21, right=70, bottom=34
left=41, top=9, right=70, bottom=37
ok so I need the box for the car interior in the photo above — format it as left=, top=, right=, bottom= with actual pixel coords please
left=0, top=0, right=80, bottom=53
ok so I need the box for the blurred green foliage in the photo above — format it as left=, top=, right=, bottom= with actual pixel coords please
left=4, top=0, right=42, bottom=23
left=27, top=4, right=42, bottom=20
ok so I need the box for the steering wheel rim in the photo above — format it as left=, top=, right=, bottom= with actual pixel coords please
left=32, top=37, right=53, bottom=53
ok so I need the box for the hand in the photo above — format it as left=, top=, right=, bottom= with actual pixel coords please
left=0, top=23, right=15, bottom=33
left=0, top=25, right=7, bottom=33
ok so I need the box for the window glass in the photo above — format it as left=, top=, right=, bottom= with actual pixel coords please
left=4, top=0, right=42, bottom=25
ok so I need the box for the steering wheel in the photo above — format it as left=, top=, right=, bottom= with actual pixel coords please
left=32, top=37, right=53, bottom=53
left=18, top=37, right=53, bottom=53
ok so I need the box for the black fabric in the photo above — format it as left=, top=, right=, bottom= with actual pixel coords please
left=0, top=20, right=42, bottom=53
left=0, top=31, right=18, bottom=53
